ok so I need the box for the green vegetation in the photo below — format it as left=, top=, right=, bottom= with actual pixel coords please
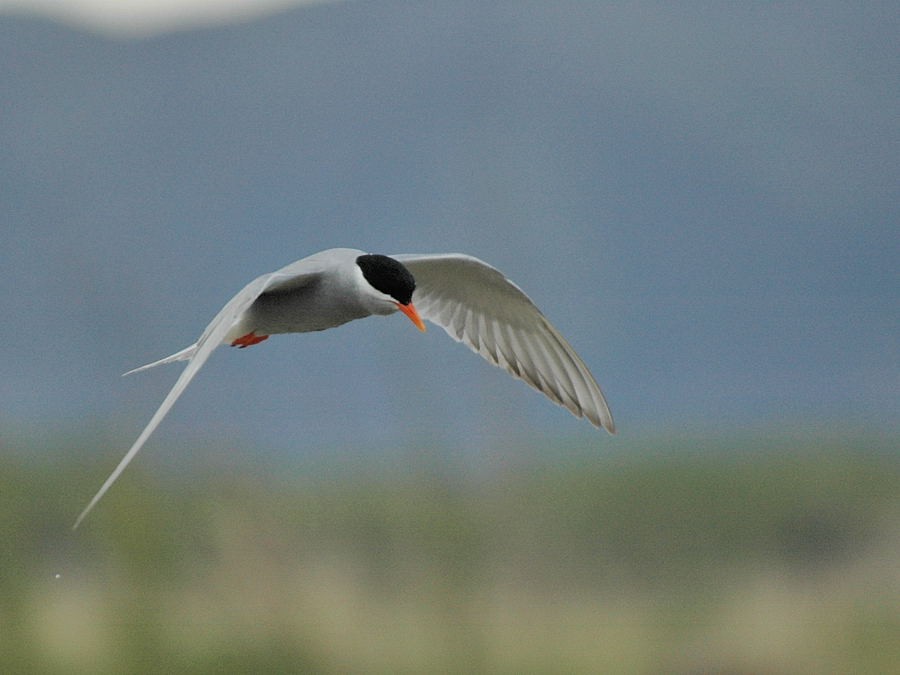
left=3, top=433, right=898, bottom=673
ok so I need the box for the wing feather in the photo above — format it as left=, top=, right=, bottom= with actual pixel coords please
left=394, top=254, right=615, bottom=433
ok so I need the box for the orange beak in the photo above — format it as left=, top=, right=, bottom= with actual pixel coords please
left=397, top=301, right=427, bottom=332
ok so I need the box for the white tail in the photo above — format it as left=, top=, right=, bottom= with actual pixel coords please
left=123, top=344, right=197, bottom=376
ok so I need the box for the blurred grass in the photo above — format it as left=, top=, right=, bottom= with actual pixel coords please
left=2, top=432, right=898, bottom=673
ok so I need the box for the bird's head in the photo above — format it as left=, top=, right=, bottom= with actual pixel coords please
left=355, top=254, right=426, bottom=331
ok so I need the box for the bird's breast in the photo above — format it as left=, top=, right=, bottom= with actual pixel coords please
left=241, top=285, right=371, bottom=335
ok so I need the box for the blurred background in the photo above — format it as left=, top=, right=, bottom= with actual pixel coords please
left=2, top=1, right=898, bottom=672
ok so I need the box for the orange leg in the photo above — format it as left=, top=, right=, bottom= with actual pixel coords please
left=231, top=332, right=269, bottom=348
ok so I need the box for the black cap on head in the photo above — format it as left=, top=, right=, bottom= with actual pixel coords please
left=356, top=254, right=416, bottom=305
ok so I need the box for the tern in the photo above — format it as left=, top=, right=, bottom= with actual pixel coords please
left=74, top=248, right=614, bottom=528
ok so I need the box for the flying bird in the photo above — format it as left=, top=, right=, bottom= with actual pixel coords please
left=74, top=248, right=614, bottom=528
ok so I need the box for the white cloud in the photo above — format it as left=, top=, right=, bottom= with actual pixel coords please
left=0, top=0, right=343, bottom=36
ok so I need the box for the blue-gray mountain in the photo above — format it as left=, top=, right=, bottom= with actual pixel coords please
left=2, top=2, right=896, bottom=455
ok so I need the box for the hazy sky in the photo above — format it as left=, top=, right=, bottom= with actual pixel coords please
left=0, top=0, right=337, bottom=34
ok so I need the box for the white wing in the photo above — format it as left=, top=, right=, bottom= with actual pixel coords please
left=73, top=271, right=283, bottom=529
left=394, top=254, right=615, bottom=434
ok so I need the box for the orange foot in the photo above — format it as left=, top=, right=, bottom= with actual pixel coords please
left=231, top=332, right=269, bottom=348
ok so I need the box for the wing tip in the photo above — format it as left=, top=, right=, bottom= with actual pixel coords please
left=598, top=409, right=617, bottom=435
left=585, top=409, right=616, bottom=435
